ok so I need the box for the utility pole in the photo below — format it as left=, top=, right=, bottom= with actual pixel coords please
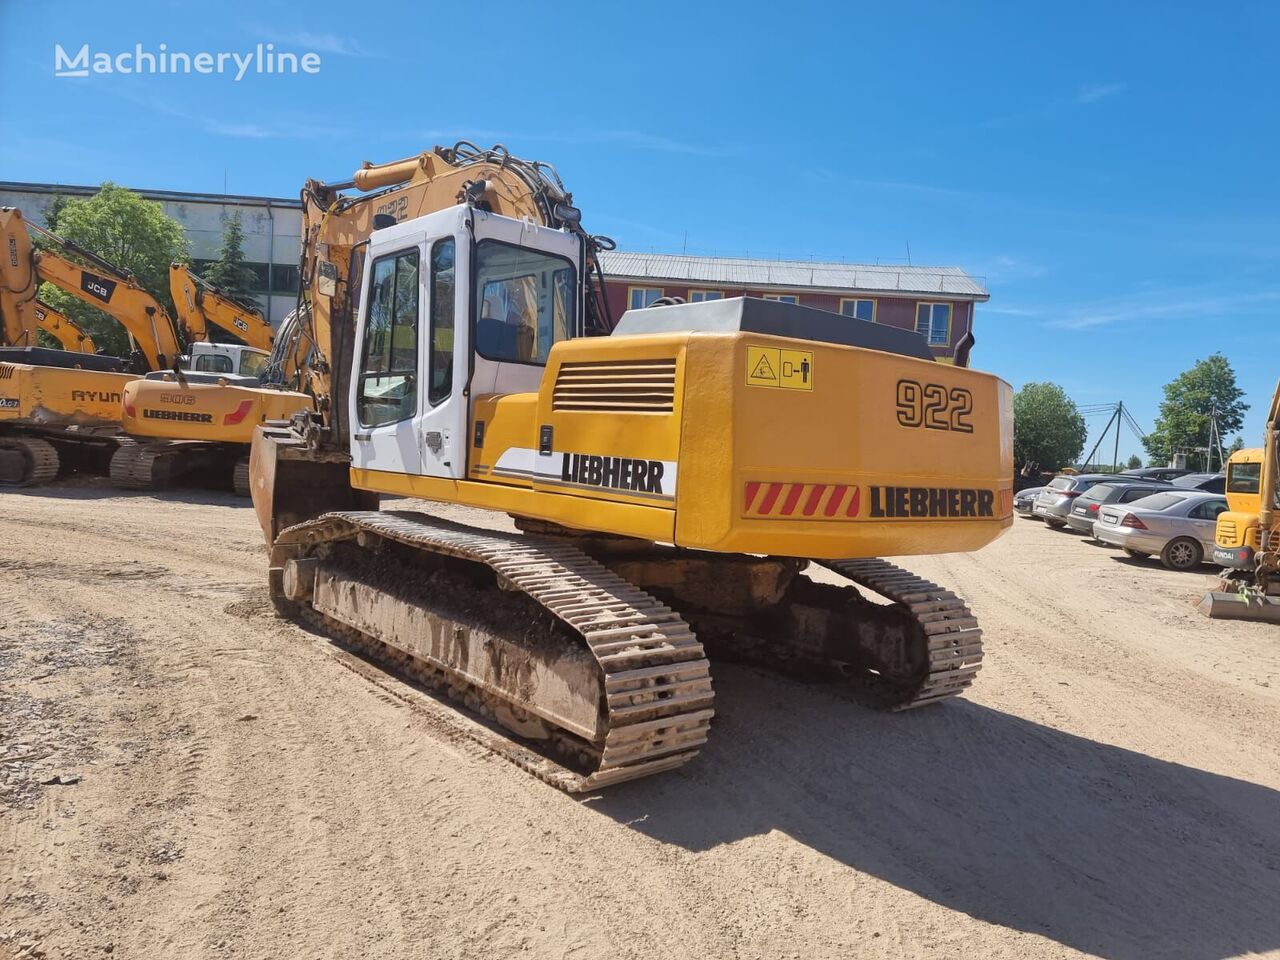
left=1113, top=401, right=1123, bottom=473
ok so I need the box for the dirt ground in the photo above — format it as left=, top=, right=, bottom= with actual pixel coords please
left=2, top=480, right=1279, bottom=960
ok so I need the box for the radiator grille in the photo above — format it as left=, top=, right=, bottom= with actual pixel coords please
left=1219, top=519, right=1238, bottom=543
left=552, top=359, right=677, bottom=413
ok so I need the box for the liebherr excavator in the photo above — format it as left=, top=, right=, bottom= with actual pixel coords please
left=251, top=143, right=1013, bottom=790
left=0, top=206, right=185, bottom=484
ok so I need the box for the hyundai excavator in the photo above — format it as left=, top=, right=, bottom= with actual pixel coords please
left=248, top=143, right=1013, bottom=791
left=1200, top=379, right=1280, bottom=621
left=0, top=206, right=186, bottom=484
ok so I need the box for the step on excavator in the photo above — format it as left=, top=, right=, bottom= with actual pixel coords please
left=1200, top=379, right=1280, bottom=621
left=0, top=206, right=185, bottom=485
left=112, top=266, right=311, bottom=496
left=250, top=142, right=1014, bottom=790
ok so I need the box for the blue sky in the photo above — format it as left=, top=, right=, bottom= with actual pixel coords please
left=3, top=0, right=1278, bottom=462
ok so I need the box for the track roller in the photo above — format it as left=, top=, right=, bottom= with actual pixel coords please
left=0, top=436, right=59, bottom=487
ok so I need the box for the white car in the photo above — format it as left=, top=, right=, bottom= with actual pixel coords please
left=1093, top=490, right=1228, bottom=570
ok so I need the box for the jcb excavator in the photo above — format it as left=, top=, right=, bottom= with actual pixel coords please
left=110, top=265, right=310, bottom=495
left=168, top=261, right=274, bottom=352
left=29, top=299, right=97, bottom=353
left=1200, top=379, right=1280, bottom=621
left=0, top=206, right=185, bottom=484
left=251, top=142, right=1013, bottom=791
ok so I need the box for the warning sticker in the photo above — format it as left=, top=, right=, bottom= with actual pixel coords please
left=746, top=346, right=814, bottom=391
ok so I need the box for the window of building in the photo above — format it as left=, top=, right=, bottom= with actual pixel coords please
left=357, top=248, right=420, bottom=427
left=245, top=262, right=271, bottom=292
left=840, top=298, right=876, bottom=322
left=689, top=290, right=724, bottom=302
left=915, top=302, right=952, bottom=345
left=763, top=294, right=799, bottom=304
left=428, top=238, right=455, bottom=405
left=270, top=263, right=300, bottom=295
left=628, top=287, right=664, bottom=310
left=475, top=240, right=576, bottom=366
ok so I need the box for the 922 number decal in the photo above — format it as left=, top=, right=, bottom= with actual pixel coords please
left=896, top=379, right=974, bottom=433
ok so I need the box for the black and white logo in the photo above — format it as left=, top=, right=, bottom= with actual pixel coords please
left=80, top=271, right=117, bottom=303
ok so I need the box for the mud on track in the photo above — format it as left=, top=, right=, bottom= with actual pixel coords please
left=3, top=481, right=1279, bottom=960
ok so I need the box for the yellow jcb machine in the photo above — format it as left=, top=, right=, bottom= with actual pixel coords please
left=251, top=143, right=1014, bottom=791
left=1200, top=379, right=1280, bottom=620
left=111, top=266, right=310, bottom=495
left=0, top=207, right=183, bottom=485
left=26, top=299, right=97, bottom=354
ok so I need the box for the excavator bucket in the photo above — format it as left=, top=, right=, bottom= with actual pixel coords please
left=1197, top=590, right=1280, bottom=621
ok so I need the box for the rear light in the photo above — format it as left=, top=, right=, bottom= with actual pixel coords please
left=123, top=398, right=135, bottom=418
left=1088, top=503, right=1100, bottom=513
left=1061, top=490, right=1081, bottom=498
left=1120, top=513, right=1148, bottom=529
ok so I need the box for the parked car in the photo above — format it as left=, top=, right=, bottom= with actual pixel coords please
left=1064, top=481, right=1173, bottom=535
left=1014, top=486, right=1047, bottom=517
left=1032, top=474, right=1149, bottom=528
left=1120, top=467, right=1192, bottom=482
left=1171, top=472, right=1227, bottom=493
left=1093, top=490, right=1229, bottom=569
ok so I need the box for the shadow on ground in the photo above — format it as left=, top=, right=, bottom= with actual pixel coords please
left=586, top=666, right=1280, bottom=960
left=3, top=476, right=246, bottom=508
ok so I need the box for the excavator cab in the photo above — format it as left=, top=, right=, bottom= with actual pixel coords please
left=351, top=205, right=584, bottom=481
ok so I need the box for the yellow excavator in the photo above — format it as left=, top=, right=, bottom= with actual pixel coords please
left=249, top=142, right=1013, bottom=791
left=1200, top=379, right=1280, bottom=620
left=109, top=263, right=309, bottom=495
left=28, top=299, right=97, bottom=353
left=0, top=206, right=185, bottom=485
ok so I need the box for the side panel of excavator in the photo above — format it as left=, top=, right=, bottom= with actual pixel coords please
left=121, top=378, right=313, bottom=444
left=0, top=360, right=135, bottom=428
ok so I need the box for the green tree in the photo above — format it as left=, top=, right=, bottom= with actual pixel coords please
left=204, top=211, right=257, bottom=299
left=1126, top=454, right=1142, bottom=470
left=1228, top=435, right=1246, bottom=456
left=1143, top=354, right=1248, bottom=470
left=37, top=183, right=188, bottom=357
left=1013, top=382, right=1088, bottom=470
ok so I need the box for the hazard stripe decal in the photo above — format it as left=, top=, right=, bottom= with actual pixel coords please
left=745, top=482, right=859, bottom=520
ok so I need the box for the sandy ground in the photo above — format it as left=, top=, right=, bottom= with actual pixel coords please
left=1, top=480, right=1279, bottom=960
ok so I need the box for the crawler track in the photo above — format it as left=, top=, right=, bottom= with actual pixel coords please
left=271, top=510, right=715, bottom=792
left=0, top=435, right=59, bottom=486
left=109, top=441, right=169, bottom=490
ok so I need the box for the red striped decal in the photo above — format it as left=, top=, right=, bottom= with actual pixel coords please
left=845, top=486, right=861, bottom=517
left=744, top=481, right=762, bottom=512
left=802, top=484, right=827, bottom=516
left=824, top=485, right=848, bottom=516
left=757, top=482, right=784, bottom=515
left=779, top=484, right=805, bottom=516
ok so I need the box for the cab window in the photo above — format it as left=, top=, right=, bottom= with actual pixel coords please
left=193, top=353, right=233, bottom=373
left=239, top=351, right=269, bottom=378
left=474, top=240, right=575, bottom=365
left=1227, top=461, right=1261, bottom=494
left=429, top=238, right=455, bottom=405
left=357, top=248, right=420, bottom=427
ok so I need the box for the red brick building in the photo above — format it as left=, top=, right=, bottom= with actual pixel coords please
left=600, top=252, right=988, bottom=362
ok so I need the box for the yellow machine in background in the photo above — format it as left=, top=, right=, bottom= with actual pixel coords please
left=0, top=206, right=188, bottom=484
left=31, top=300, right=97, bottom=353
left=1201, top=379, right=1280, bottom=620
left=250, top=143, right=1013, bottom=792
left=169, top=262, right=274, bottom=351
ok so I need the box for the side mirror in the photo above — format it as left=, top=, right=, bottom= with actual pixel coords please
left=317, top=260, right=338, bottom=298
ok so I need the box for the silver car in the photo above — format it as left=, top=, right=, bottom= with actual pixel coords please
left=1032, top=474, right=1142, bottom=528
left=1014, top=486, right=1046, bottom=517
left=1093, top=490, right=1229, bottom=569
left=1064, top=481, right=1171, bottom=535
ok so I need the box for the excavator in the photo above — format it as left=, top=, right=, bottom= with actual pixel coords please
left=110, top=265, right=310, bottom=494
left=30, top=299, right=97, bottom=353
left=249, top=142, right=1014, bottom=791
left=0, top=206, right=186, bottom=485
left=1200, top=379, right=1280, bottom=621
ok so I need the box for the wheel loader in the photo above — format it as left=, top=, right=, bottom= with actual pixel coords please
left=1200, top=379, right=1280, bottom=621
left=250, top=142, right=1014, bottom=790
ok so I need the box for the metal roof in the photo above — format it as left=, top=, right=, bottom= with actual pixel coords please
left=0, top=180, right=302, bottom=210
left=599, top=251, right=989, bottom=300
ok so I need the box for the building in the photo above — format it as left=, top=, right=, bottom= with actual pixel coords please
left=1, top=181, right=990, bottom=357
left=599, top=251, right=988, bottom=362
left=0, top=181, right=302, bottom=326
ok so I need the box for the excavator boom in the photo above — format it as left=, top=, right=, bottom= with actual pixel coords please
left=33, top=299, right=96, bottom=353
left=169, top=262, right=274, bottom=351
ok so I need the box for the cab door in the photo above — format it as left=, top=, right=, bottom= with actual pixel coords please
left=349, top=207, right=469, bottom=479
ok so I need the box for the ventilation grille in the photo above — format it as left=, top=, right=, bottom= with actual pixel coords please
left=1219, top=519, right=1238, bottom=543
left=552, top=358, right=677, bottom=413
left=0, top=364, right=15, bottom=380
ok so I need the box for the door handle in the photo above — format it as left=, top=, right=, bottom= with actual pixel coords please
left=354, top=431, right=371, bottom=441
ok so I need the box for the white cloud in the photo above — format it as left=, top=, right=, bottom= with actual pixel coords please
left=1077, top=82, right=1126, bottom=104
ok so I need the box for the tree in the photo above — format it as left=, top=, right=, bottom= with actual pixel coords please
left=1228, top=435, right=1246, bottom=456
left=1126, top=454, right=1142, bottom=470
left=204, top=211, right=257, bottom=300
left=1143, top=354, right=1248, bottom=471
left=1013, top=382, right=1088, bottom=471
left=37, top=183, right=188, bottom=357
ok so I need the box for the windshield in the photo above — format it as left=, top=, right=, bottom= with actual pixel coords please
left=239, top=350, right=270, bottom=378
left=1227, top=461, right=1261, bottom=495
left=474, top=240, right=575, bottom=365
left=1049, top=477, right=1074, bottom=491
